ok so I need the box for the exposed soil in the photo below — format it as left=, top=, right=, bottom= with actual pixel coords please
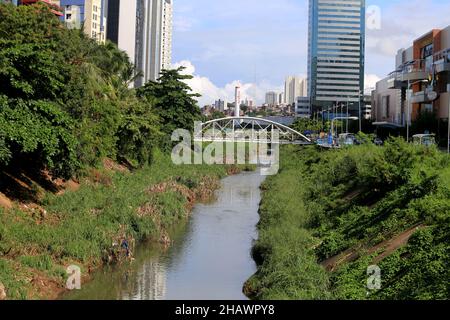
left=321, top=225, right=424, bottom=272
left=102, top=158, right=130, bottom=173
left=0, top=192, right=12, bottom=209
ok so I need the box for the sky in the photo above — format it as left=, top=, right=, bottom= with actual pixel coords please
left=171, top=0, right=450, bottom=106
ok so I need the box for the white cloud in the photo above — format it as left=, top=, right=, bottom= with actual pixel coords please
left=172, top=60, right=283, bottom=107
left=173, top=61, right=383, bottom=105
left=364, top=74, right=381, bottom=94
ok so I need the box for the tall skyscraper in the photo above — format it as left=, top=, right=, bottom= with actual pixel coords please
left=307, top=0, right=365, bottom=112
left=234, top=85, right=241, bottom=116
left=60, top=0, right=107, bottom=43
left=265, top=91, right=279, bottom=107
left=135, top=0, right=173, bottom=86
left=284, top=76, right=307, bottom=105
left=107, top=0, right=173, bottom=87
left=106, top=0, right=137, bottom=68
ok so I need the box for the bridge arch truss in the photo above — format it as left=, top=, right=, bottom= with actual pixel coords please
left=194, top=117, right=312, bottom=145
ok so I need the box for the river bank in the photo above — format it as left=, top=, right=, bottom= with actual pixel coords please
left=245, top=140, right=450, bottom=300
left=0, top=150, right=250, bottom=300
left=64, top=171, right=265, bottom=300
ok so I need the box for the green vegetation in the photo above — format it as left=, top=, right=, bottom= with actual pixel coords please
left=0, top=3, right=201, bottom=178
left=246, top=140, right=450, bottom=300
left=0, top=151, right=239, bottom=299
left=0, top=4, right=220, bottom=300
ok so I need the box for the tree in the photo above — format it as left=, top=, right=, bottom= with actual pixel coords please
left=291, top=118, right=325, bottom=134
left=137, top=68, right=202, bottom=138
left=0, top=3, right=162, bottom=178
left=116, top=96, right=162, bottom=167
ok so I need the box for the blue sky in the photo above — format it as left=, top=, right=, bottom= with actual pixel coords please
left=171, top=0, right=450, bottom=105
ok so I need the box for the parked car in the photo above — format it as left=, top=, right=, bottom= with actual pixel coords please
left=374, top=137, right=383, bottom=146
left=338, top=133, right=358, bottom=146
left=412, top=134, right=436, bottom=147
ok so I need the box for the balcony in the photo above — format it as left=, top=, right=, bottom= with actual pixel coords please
left=434, top=59, right=450, bottom=73
left=410, top=90, right=439, bottom=104
left=397, top=67, right=428, bottom=82
left=387, top=75, right=407, bottom=89
left=434, top=48, right=450, bottom=73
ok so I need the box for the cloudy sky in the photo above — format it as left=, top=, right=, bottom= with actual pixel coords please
left=171, top=0, right=450, bottom=106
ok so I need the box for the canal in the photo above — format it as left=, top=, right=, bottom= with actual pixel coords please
left=64, top=170, right=266, bottom=300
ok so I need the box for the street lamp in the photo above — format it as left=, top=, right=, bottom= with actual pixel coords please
left=346, top=96, right=349, bottom=134
left=406, top=79, right=429, bottom=142
left=447, top=84, right=450, bottom=153
left=358, top=90, right=363, bottom=133
left=331, top=116, right=359, bottom=138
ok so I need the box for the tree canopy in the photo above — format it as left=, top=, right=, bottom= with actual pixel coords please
left=0, top=3, right=201, bottom=178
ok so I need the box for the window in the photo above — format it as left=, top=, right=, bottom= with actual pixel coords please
left=66, top=14, right=72, bottom=20
left=382, top=96, right=390, bottom=119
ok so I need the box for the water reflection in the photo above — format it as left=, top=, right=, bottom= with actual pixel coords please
left=65, top=171, right=265, bottom=300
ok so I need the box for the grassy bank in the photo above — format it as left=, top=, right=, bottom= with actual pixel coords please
left=245, top=139, right=450, bottom=300
left=0, top=150, right=246, bottom=300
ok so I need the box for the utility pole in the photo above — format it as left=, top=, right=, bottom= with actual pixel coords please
left=447, top=84, right=450, bottom=153
left=359, top=91, right=362, bottom=133
left=407, top=80, right=411, bottom=142
left=346, top=96, right=349, bottom=134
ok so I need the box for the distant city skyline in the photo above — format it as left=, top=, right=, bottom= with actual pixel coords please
left=171, top=0, right=450, bottom=106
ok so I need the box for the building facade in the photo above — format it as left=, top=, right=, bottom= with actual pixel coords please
left=308, top=0, right=365, bottom=113
left=107, top=0, right=173, bottom=87
left=284, top=76, right=307, bottom=105
left=60, top=0, right=107, bottom=42
left=295, top=97, right=311, bottom=118
left=214, top=99, right=227, bottom=112
left=372, top=26, right=450, bottom=131
left=265, top=91, right=279, bottom=107
left=135, top=0, right=173, bottom=86
left=106, top=0, right=137, bottom=68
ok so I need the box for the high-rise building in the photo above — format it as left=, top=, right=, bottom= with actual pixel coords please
left=106, top=0, right=137, bottom=69
left=295, top=97, right=311, bottom=118
left=60, top=0, right=107, bottom=42
left=265, top=91, right=279, bottom=107
left=284, top=76, right=307, bottom=105
left=214, top=99, right=227, bottom=112
left=135, top=0, right=173, bottom=86
left=235, top=86, right=241, bottom=116
left=107, top=0, right=173, bottom=87
left=278, top=92, right=284, bottom=105
left=308, top=0, right=365, bottom=113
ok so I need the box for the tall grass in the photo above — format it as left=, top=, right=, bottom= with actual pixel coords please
left=247, top=140, right=450, bottom=300
left=0, top=149, right=235, bottom=299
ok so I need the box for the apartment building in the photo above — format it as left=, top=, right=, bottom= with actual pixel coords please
left=60, top=0, right=107, bottom=43
left=284, top=76, right=307, bottom=105
left=107, top=0, right=173, bottom=87
left=372, top=26, right=450, bottom=131
left=265, top=91, right=279, bottom=108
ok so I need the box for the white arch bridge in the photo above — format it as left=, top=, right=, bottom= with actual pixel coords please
left=194, top=117, right=312, bottom=145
